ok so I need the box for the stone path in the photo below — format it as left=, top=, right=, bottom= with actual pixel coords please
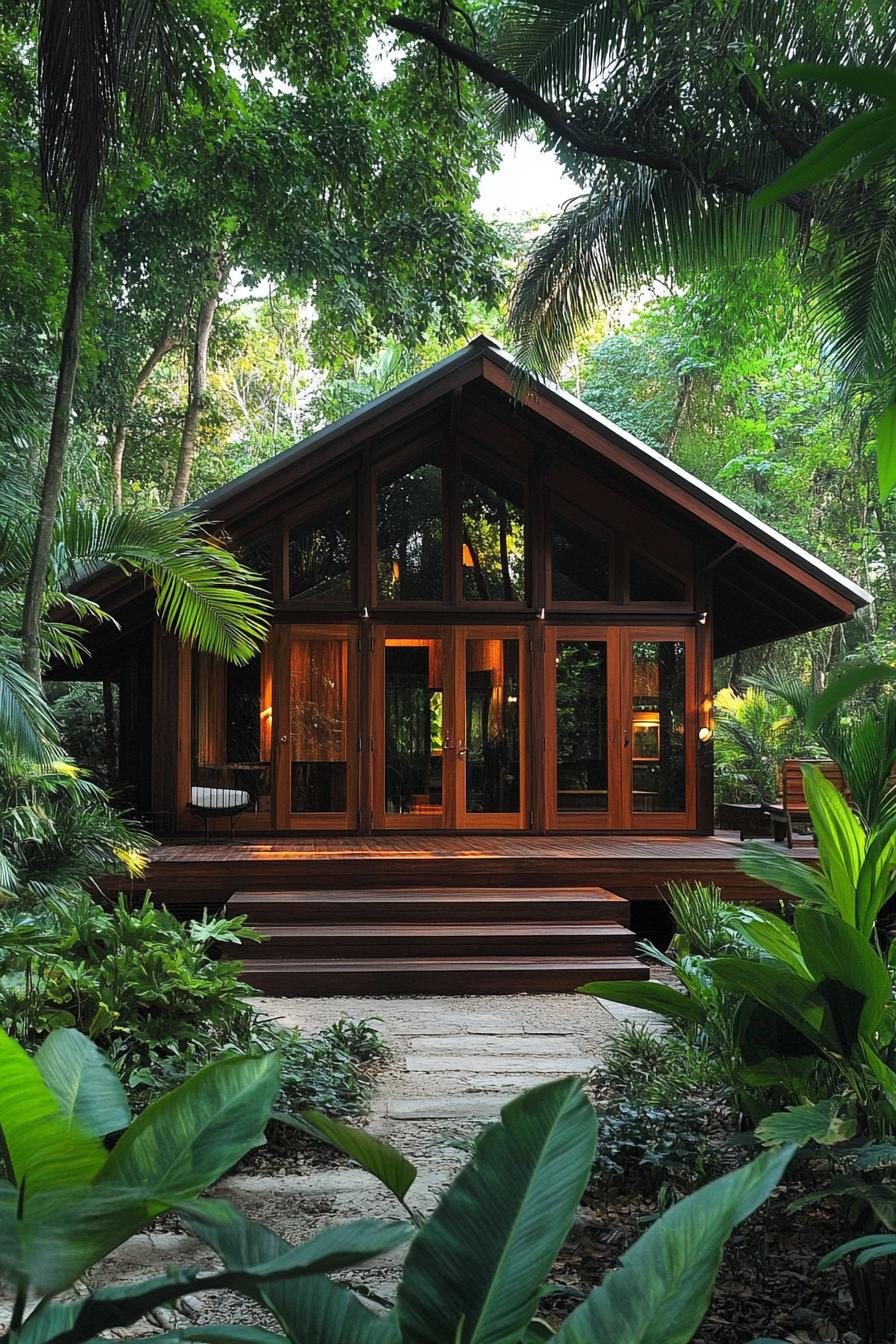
left=70, top=993, right=620, bottom=1330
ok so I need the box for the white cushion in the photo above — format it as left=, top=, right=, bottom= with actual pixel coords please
left=190, top=786, right=250, bottom=810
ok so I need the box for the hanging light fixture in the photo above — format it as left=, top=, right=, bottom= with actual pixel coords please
left=391, top=559, right=401, bottom=582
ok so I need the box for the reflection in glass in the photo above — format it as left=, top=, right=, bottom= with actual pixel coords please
left=238, top=534, right=273, bottom=594
left=462, top=465, right=525, bottom=601
left=552, top=516, right=610, bottom=602
left=289, top=503, right=352, bottom=601
left=290, top=638, right=347, bottom=813
left=629, top=555, right=687, bottom=602
left=631, top=641, right=685, bottom=812
left=191, top=652, right=271, bottom=812
left=465, top=639, right=520, bottom=813
left=555, top=641, right=608, bottom=812
left=384, top=640, right=443, bottom=814
left=377, top=460, right=443, bottom=600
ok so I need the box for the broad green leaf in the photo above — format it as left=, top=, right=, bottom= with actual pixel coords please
left=876, top=403, right=896, bottom=504
left=805, top=661, right=896, bottom=730
left=795, top=906, right=891, bottom=1040
left=577, top=980, right=703, bottom=1022
left=0, top=1029, right=106, bottom=1199
left=782, top=62, right=896, bottom=102
left=819, top=1233, right=896, bottom=1270
left=554, top=1146, right=793, bottom=1344
left=19, top=1212, right=410, bottom=1344
left=396, top=1076, right=597, bottom=1344
left=98, top=1051, right=280, bottom=1208
left=34, top=1029, right=130, bottom=1138
left=736, top=843, right=832, bottom=908
left=278, top=1108, right=416, bottom=1203
left=752, top=107, right=896, bottom=207
left=801, top=766, right=866, bottom=923
left=755, top=1097, right=857, bottom=1148
left=707, top=959, right=836, bottom=1052
left=735, top=907, right=810, bottom=976
left=856, top=812, right=896, bottom=937
left=184, top=1196, right=395, bottom=1344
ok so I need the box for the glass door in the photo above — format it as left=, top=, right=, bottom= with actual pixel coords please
left=455, top=626, right=527, bottom=830
left=621, top=628, right=695, bottom=830
left=545, top=626, right=619, bottom=829
left=274, top=624, right=358, bottom=830
left=373, top=627, right=454, bottom=829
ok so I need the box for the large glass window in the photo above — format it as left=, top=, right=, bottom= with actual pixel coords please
left=383, top=639, right=444, bottom=815
left=630, top=640, right=686, bottom=812
left=552, top=514, right=610, bottom=602
left=289, top=636, right=348, bottom=813
left=191, top=652, right=271, bottom=813
left=377, top=459, right=443, bottom=600
left=237, top=533, right=273, bottom=594
left=461, top=464, right=525, bottom=602
left=288, top=502, right=352, bottom=602
left=629, top=554, right=688, bottom=602
left=555, top=641, right=608, bottom=812
left=464, top=638, right=520, bottom=814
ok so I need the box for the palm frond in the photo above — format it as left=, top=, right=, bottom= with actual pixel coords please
left=0, top=642, right=58, bottom=761
left=508, top=172, right=797, bottom=376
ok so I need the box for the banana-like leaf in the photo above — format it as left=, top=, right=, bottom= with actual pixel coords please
left=734, top=907, right=810, bottom=976
left=553, top=1146, right=794, bottom=1344
left=782, top=62, right=896, bottom=102
left=396, top=1076, right=597, bottom=1344
left=706, top=959, right=835, bottom=1052
left=795, top=906, right=891, bottom=1040
left=801, top=766, right=866, bottom=921
left=18, top=1213, right=411, bottom=1344
left=278, top=1108, right=417, bottom=1203
left=184, top=1196, right=397, bottom=1344
left=34, top=1029, right=130, bottom=1138
left=0, top=1029, right=106, bottom=1198
left=876, top=403, right=896, bottom=504
left=98, top=1051, right=280, bottom=1208
left=855, top=812, right=896, bottom=937
left=577, top=980, right=703, bottom=1022
left=755, top=1097, right=857, bottom=1148
left=736, top=843, right=832, bottom=908
left=804, top=662, right=896, bottom=732
left=819, top=1232, right=896, bottom=1270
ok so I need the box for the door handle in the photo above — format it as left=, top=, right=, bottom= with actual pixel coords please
left=457, top=742, right=467, bottom=759
left=442, top=738, right=453, bottom=750
left=279, top=735, right=288, bottom=743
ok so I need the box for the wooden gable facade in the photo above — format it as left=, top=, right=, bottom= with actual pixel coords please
left=72, top=336, right=871, bottom=842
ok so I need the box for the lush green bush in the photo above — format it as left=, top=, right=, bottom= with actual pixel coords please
left=0, top=892, right=385, bottom=1117
left=713, top=685, right=810, bottom=804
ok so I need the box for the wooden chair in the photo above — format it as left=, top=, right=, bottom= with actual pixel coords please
left=762, top=759, right=848, bottom=847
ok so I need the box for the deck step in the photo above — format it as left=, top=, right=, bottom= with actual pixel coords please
left=242, top=920, right=636, bottom=959
left=229, top=886, right=629, bottom=923
left=239, top=955, right=648, bottom=995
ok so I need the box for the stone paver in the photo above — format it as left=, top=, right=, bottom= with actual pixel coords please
left=405, top=1053, right=598, bottom=1073
left=407, top=1033, right=583, bottom=1054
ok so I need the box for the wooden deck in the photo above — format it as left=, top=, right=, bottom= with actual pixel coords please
left=113, top=830, right=813, bottom=910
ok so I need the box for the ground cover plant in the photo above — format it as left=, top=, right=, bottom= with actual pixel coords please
left=0, top=892, right=385, bottom=1119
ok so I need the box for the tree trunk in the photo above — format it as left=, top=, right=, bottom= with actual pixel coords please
left=110, top=328, right=176, bottom=511
left=21, top=202, right=93, bottom=681
left=170, top=290, right=220, bottom=509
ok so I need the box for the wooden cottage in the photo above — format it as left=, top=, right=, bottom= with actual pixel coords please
left=73, top=336, right=870, bottom=992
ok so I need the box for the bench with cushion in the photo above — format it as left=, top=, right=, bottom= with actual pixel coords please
left=762, top=758, right=848, bottom=847
left=189, top=785, right=251, bottom=842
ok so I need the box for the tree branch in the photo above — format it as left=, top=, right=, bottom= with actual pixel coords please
left=388, top=11, right=801, bottom=208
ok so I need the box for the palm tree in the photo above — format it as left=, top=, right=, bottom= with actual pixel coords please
left=0, top=487, right=270, bottom=754
left=21, top=0, right=210, bottom=678
left=391, top=1, right=896, bottom=380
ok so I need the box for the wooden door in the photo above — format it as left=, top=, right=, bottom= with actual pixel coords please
left=544, top=626, right=620, bottom=830
left=274, top=623, right=358, bottom=830
left=372, top=626, right=456, bottom=829
left=620, top=627, right=696, bottom=830
left=454, top=625, right=528, bottom=831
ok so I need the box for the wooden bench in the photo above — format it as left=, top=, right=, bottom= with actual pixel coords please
left=762, top=759, right=848, bottom=847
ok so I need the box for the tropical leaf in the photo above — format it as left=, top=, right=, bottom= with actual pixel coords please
left=577, top=979, right=703, bottom=1022
left=794, top=906, right=891, bottom=1039
left=735, top=907, right=810, bottom=976
left=819, top=1232, right=896, bottom=1270
left=736, top=842, right=832, bottom=908
left=0, top=645, right=57, bottom=760
left=553, top=1146, right=794, bottom=1343
left=875, top=401, right=896, bottom=502
left=755, top=1097, right=857, bottom=1148
left=97, top=1052, right=280, bottom=1208
left=396, top=1076, right=597, bottom=1344
left=706, top=959, right=835, bottom=1052
left=805, top=662, right=896, bottom=730
left=752, top=106, right=896, bottom=207
left=34, top=1028, right=130, bottom=1138
left=800, top=765, right=866, bottom=923
left=278, top=1109, right=417, bottom=1205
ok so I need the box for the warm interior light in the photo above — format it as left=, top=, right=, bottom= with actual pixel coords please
left=462, top=542, right=475, bottom=567
left=391, top=559, right=401, bottom=581
left=260, top=705, right=272, bottom=720
left=632, top=710, right=660, bottom=727
left=698, top=725, right=714, bottom=742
